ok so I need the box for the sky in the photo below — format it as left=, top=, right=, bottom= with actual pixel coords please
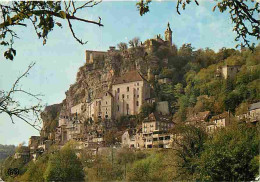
left=0, top=0, right=258, bottom=145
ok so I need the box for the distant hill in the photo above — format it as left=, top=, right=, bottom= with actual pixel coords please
left=0, top=144, right=15, bottom=162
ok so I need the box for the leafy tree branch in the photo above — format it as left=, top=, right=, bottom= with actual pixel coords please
left=0, top=1, right=103, bottom=61
left=137, top=0, right=260, bottom=49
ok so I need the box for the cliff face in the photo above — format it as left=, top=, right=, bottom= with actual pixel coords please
left=60, top=48, right=151, bottom=117
left=40, top=103, right=62, bottom=139
left=40, top=40, right=174, bottom=135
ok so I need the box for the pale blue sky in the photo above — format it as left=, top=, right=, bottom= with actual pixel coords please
left=0, top=1, right=258, bottom=145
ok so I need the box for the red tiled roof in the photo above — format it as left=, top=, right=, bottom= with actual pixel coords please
left=113, top=70, right=146, bottom=85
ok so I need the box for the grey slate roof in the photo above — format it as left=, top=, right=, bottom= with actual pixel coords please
left=249, top=102, right=260, bottom=111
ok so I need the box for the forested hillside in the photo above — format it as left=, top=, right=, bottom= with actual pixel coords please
left=0, top=144, right=15, bottom=162
left=151, top=44, right=259, bottom=122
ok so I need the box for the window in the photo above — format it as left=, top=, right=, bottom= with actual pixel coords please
left=165, top=136, right=170, bottom=140
left=137, top=88, right=139, bottom=91
left=136, top=101, right=139, bottom=106
left=127, top=87, right=129, bottom=92
left=122, top=94, right=125, bottom=99
left=117, top=88, right=120, bottom=93
left=126, top=104, right=129, bottom=115
left=137, top=82, right=139, bottom=86
left=117, top=105, right=120, bottom=111
left=127, top=95, right=129, bottom=99
left=137, top=95, right=139, bottom=98
left=106, top=101, right=107, bottom=105
left=105, top=93, right=107, bottom=96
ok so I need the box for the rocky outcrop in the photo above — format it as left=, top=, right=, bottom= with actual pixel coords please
left=40, top=103, right=62, bottom=139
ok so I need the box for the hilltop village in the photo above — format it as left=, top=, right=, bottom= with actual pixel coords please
left=13, top=23, right=259, bottom=163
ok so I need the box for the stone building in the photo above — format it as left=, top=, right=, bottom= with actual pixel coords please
left=143, top=23, right=173, bottom=53
left=237, top=102, right=260, bottom=125
left=85, top=46, right=118, bottom=65
left=217, top=65, right=241, bottom=79
left=156, top=101, right=170, bottom=115
left=142, top=113, right=173, bottom=148
left=247, top=102, right=260, bottom=124
left=14, top=146, right=30, bottom=163
left=134, top=127, right=144, bottom=149
left=122, top=130, right=136, bottom=148
left=94, top=91, right=114, bottom=121
left=28, top=136, right=40, bottom=151
left=165, top=22, right=172, bottom=46
left=71, top=103, right=84, bottom=115
left=210, top=111, right=232, bottom=128
left=67, top=120, right=84, bottom=141
left=112, top=70, right=151, bottom=119
left=85, top=50, right=106, bottom=64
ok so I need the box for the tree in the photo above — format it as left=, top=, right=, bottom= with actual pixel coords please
left=197, top=123, right=259, bottom=181
left=117, top=42, right=128, bottom=51
left=0, top=1, right=103, bottom=61
left=139, top=102, right=155, bottom=119
left=116, top=148, right=136, bottom=179
left=136, top=0, right=259, bottom=49
left=171, top=124, right=208, bottom=179
left=44, top=144, right=85, bottom=181
left=17, top=154, right=49, bottom=182
left=129, top=37, right=140, bottom=48
left=0, top=63, right=43, bottom=131
left=128, top=152, right=172, bottom=181
left=103, top=130, right=119, bottom=145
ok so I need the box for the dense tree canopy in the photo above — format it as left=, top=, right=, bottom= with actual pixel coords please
left=197, top=123, right=259, bottom=181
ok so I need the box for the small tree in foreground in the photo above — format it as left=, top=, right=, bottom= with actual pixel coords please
left=44, top=144, right=84, bottom=181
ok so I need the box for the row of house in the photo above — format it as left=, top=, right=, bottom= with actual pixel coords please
left=121, top=101, right=260, bottom=149
left=122, top=113, right=174, bottom=149
left=54, top=69, right=156, bottom=145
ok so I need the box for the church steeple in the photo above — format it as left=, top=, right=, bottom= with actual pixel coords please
left=165, top=22, right=172, bottom=46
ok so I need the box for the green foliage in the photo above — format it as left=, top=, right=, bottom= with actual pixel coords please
left=2, top=156, right=28, bottom=181
left=172, top=124, right=208, bottom=177
left=197, top=123, right=259, bottom=181
left=0, top=144, right=15, bottom=162
left=44, top=145, right=85, bottom=181
left=103, top=129, right=120, bottom=146
left=172, top=44, right=260, bottom=121
left=139, top=102, right=155, bottom=119
left=17, top=155, right=49, bottom=182
left=0, top=1, right=102, bottom=61
left=136, top=0, right=259, bottom=49
left=128, top=152, right=166, bottom=181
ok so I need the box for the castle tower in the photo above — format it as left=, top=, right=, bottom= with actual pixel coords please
left=165, top=22, right=172, bottom=46
left=147, top=68, right=154, bottom=81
